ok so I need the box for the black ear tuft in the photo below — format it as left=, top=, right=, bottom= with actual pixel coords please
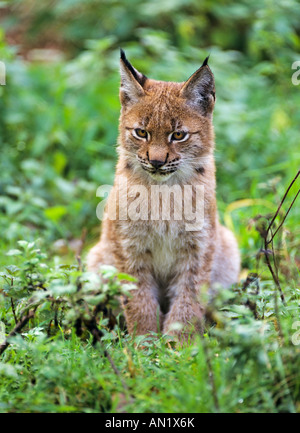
left=201, top=55, right=210, bottom=67
left=120, top=48, right=126, bottom=61
left=120, top=48, right=147, bottom=86
left=120, top=48, right=137, bottom=80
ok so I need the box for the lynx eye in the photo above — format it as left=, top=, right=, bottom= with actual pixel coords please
left=134, top=128, right=148, bottom=139
left=170, top=131, right=187, bottom=141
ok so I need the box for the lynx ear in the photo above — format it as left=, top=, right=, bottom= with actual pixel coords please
left=180, top=56, right=215, bottom=116
left=119, top=49, right=147, bottom=107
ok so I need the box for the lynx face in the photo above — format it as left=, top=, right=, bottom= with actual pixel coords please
left=119, top=50, right=216, bottom=183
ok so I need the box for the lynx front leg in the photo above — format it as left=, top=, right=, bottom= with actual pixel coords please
left=163, top=253, right=213, bottom=341
left=122, top=274, right=163, bottom=335
left=163, top=287, right=205, bottom=340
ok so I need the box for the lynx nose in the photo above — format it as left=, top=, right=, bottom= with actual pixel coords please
left=149, top=159, right=165, bottom=170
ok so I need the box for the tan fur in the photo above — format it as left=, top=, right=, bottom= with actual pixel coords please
left=87, top=51, right=240, bottom=340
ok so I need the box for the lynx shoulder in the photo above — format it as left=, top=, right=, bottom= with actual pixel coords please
left=87, top=50, right=240, bottom=340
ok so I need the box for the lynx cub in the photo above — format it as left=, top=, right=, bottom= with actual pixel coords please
left=87, top=50, right=240, bottom=338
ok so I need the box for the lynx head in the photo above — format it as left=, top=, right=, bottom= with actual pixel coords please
left=119, top=49, right=216, bottom=182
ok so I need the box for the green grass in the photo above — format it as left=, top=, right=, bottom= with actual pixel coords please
left=0, top=239, right=299, bottom=413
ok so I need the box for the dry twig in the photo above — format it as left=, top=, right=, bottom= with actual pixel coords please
left=259, top=170, right=300, bottom=303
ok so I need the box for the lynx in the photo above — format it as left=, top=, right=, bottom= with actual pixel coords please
left=87, top=50, right=240, bottom=339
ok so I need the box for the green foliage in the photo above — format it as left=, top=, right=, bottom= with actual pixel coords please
left=0, top=240, right=133, bottom=332
left=1, top=242, right=299, bottom=412
left=0, top=0, right=300, bottom=413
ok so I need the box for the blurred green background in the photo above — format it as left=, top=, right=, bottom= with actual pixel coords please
left=0, top=0, right=299, bottom=274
